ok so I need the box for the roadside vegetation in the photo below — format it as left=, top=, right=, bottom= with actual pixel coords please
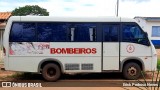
left=0, top=72, right=42, bottom=81
left=157, top=58, right=160, bottom=70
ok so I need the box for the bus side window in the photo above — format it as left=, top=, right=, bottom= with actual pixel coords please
left=37, top=23, right=68, bottom=42
left=122, top=23, right=149, bottom=45
left=10, top=22, right=36, bottom=42
left=103, top=25, right=119, bottom=42
left=51, top=23, right=68, bottom=42
left=73, top=23, right=97, bottom=42
left=37, top=23, right=53, bottom=42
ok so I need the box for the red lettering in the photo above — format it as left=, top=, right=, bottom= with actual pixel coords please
left=92, top=48, right=97, bottom=54
left=50, top=48, right=56, bottom=54
left=56, top=48, right=61, bottom=54
left=66, top=48, right=71, bottom=54
left=74, top=48, right=79, bottom=54
left=79, top=48, right=82, bottom=54
left=61, top=48, right=67, bottom=54
left=86, top=48, right=91, bottom=54
left=68, top=48, right=73, bottom=54
left=50, top=48, right=97, bottom=54
left=81, top=48, right=86, bottom=54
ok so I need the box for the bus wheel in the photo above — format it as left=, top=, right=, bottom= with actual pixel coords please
left=42, top=63, right=61, bottom=81
left=123, top=62, right=141, bottom=80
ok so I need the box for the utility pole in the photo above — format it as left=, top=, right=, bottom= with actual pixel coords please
left=116, top=0, right=119, bottom=17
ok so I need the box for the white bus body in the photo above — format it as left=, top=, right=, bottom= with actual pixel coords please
left=3, top=16, right=157, bottom=81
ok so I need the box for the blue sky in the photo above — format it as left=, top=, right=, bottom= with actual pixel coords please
left=0, top=0, right=159, bottom=18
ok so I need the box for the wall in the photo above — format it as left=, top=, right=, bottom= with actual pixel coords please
left=0, top=26, right=5, bottom=62
left=145, top=21, right=160, bottom=40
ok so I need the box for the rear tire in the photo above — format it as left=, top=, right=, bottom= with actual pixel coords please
left=123, top=62, right=141, bottom=80
left=42, top=63, right=61, bottom=82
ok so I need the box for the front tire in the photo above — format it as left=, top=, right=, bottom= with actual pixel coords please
left=123, top=62, right=141, bottom=80
left=42, top=63, right=61, bottom=82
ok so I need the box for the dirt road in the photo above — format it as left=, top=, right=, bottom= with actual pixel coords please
left=0, top=72, right=159, bottom=90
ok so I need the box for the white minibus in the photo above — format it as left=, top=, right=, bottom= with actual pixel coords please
left=3, top=16, right=157, bottom=81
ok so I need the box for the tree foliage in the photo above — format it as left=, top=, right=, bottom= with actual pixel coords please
left=12, top=5, right=49, bottom=16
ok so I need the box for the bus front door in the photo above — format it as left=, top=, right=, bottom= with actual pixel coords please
left=102, top=24, right=120, bottom=71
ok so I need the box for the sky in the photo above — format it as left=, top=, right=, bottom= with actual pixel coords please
left=0, top=0, right=160, bottom=18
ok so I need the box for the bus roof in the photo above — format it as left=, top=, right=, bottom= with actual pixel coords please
left=8, top=16, right=136, bottom=22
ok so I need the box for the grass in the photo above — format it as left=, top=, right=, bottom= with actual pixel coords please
left=157, top=58, right=160, bottom=70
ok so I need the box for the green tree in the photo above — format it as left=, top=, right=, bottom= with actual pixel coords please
left=12, top=5, right=49, bottom=16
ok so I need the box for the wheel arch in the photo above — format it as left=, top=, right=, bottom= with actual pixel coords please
left=120, top=57, right=145, bottom=72
left=38, top=58, right=64, bottom=73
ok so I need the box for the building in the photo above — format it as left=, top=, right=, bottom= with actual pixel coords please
left=134, top=17, right=160, bottom=48
left=0, top=12, right=11, bottom=61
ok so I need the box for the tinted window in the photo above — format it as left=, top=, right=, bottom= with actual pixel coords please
left=52, top=23, right=68, bottom=41
left=122, top=23, right=148, bottom=45
left=37, top=23, right=53, bottom=41
left=10, top=22, right=36, bottom=42
left=103, top=25, right=119, bottom=42
left=74, top=23, right=96, bottom=42
left=10, top=22, right=97, bottom=42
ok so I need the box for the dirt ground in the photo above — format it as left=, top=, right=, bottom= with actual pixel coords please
left=0, top=64, right=16, bottom=81
left=0, top=87, right=153, bottom=90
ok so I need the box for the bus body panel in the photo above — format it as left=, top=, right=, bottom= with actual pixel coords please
left=8, top=56, right=102, bottom=72
left=20, top=16, right=122, bottom=22
left=121, top=42, right=152, bottom=71
left=103, top=43, right=119, bottom=70
left=8, top=42, right=101, bottom=72
left=121, top=43, right=152, bottom=56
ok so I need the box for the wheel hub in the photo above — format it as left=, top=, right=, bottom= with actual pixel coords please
left=47, top=68, right=56, bottom=77
left=128, top=67, right=137, bottom=76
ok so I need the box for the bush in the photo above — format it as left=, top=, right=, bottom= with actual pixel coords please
left=157, top=58, right=160, bottom=70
